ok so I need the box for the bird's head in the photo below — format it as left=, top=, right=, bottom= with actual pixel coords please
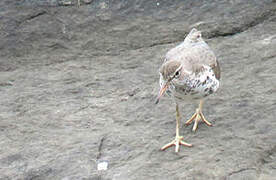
left=155, top=60, right=183, bottom=104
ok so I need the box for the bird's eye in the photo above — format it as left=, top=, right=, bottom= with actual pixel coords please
left=175, top=71, right=180, bottom=77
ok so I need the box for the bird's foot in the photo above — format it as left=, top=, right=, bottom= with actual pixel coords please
left=185, top=108, right=212, bottom=131
left=161, top=135, right=192, bottom=153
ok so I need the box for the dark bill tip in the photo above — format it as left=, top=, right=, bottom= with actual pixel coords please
left=155, top=98, right=160, bottom=104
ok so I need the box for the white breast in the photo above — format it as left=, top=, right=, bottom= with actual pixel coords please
left=171, top=65, right=220, bottom=101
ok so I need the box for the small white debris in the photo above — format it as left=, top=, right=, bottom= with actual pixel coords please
left=99, top=2, right=107, bottom=9
left=97, top=161, right=108, bottom=171
left=157, top=2, right=160, bottom=6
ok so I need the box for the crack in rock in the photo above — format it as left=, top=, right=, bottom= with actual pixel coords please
left=207, top=9, right=276, bottom=38
left=26, top=11, right=47, bottom=21
left=146, top=9, right=276, bottom=48
left=18, top=10, right=47, bottom=26
left=228, top=167, right=256, bottom=177
left=96, top=137, right=105, bottom=160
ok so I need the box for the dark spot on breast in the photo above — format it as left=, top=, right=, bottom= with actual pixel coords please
left=185, top=88, right=191, bottom=93
left=191, top=91, right=197, bottom=95
left=209, top=89, right=213, bottom=94
left=207, top=76, right=210, bottom=80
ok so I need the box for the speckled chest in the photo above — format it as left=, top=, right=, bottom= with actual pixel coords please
left=165, top=66, right=220, bottom=100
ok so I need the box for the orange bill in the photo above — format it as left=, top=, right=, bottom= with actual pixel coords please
left=155, top=82, right=169, bottom=104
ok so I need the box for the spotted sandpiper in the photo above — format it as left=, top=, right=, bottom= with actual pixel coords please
left=155, top=28, right=221, bottom=152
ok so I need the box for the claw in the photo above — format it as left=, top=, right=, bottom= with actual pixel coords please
left=200, top=112, right=212, bottom=126
left=161, top=136, right=192, bottom=152
left=185, top=112, right=197, bottom=125
left=186, top=108, right=212, bottom=131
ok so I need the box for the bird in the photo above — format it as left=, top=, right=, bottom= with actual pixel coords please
left=155, top=28, right=220, bottom=152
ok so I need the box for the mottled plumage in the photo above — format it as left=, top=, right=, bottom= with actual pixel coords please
left=156, top=28, right=221, bottom=152
left=159, top=28, right=220, bottom=102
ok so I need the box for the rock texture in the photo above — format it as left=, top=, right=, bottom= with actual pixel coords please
left=0, top=0, right=276, bottom=179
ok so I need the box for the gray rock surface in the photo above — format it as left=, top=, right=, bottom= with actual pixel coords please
left=0, top=0, right=276, bottom=179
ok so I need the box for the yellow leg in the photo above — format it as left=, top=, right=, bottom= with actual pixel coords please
left=161, top=104, right=192, bottom=152
left=185, top=100, right=212, bottom=131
